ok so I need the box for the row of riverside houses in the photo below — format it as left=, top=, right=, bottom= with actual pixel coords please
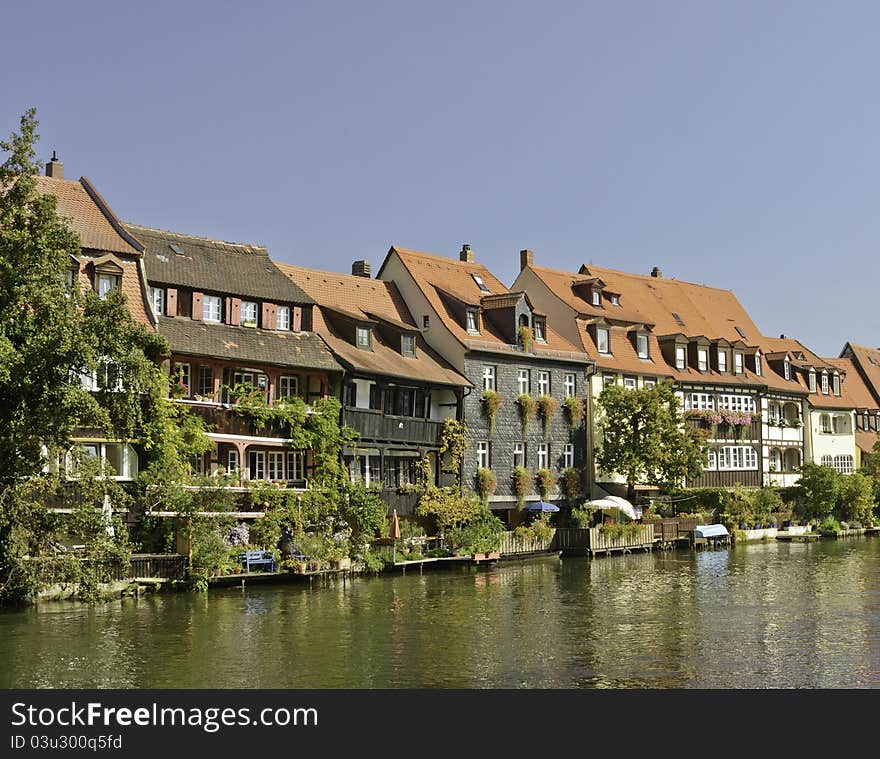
left=34, top=156, right=880, bottom=526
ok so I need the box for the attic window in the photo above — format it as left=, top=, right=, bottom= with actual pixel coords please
left=356, top=326, right=372, bottom=349
left=534, top=318, right=546, bottom=342
left=735, top=326, right=746, bottom=339
left=610, top=294, right=620, bottom=306
left=97, top=273, right=120, bottom=300
left=169, top=243, right=184, bottom=255
left=784, top=358, right=791, bottom=381
left=672, top=312, right=685, bottom=326
left=471, top=274, right=490, bottom=293
left=755, top=351, right=762, bottom=376
left=808, top=370, right=816, bottom=393
left=401, top=334, right=416, bottom=357
left=591, top=290, right=601, bottom=306
left=832, top=372, right=840, bottom=396
left=466, top=310, right=480, bottom=334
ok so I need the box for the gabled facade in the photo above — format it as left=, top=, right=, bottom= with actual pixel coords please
left=514, top=254, right=810, bottom=494
left=831, top=344, right=880, bottom=466
left=378, top=245, right=593, bottom=519
left=276, top=261, right=470, bottom=515
left=128, top=223, right=342, bottom=487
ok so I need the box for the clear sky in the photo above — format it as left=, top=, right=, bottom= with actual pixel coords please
left=3, top=1, right=878, bottom=356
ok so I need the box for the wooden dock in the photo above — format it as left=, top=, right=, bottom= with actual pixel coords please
left=775, top=533, right=819, bottom=542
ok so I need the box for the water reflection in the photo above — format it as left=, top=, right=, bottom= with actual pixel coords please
left=2, top=539, right=880, bottom=688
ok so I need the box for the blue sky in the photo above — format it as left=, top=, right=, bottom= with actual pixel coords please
left=3, top=1, right=878, bottom=356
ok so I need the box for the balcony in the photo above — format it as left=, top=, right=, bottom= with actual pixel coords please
left=686, top=417, right=761, bottom=442
left=176, top=400, right=288, bottom=438
left=343, top=407, right=444, bottom=447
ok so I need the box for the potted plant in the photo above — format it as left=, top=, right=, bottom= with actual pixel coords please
left=517, top=393, right=536, bottom=435
left=482, top=390, right=503, bottom=433
left=563, top=395, right=584, bottom=428
left=536, top=395, right=558, bottom=437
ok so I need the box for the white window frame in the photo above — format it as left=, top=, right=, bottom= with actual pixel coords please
left=513, top=442, right=525, bottom=469
left=623, top=376, right=637, bottom=390
left=477, top=441, right=490, bottom=469
left=356, top=326, right=371, bottom=349
left=97, top=273, right=118, bottom=299
left=755, top=352, right=762, bottom=376
left=717, top=351, right=727, bottom=372
left=482, top=366, right=496, bottom=392
left=240, top=301, right=258, bottom=327
left=276, top=305, right=291, bottom=331
left=675, top=346, right=686, bottom=370
left=718, top=395, right=756, bottom=413
left=808, top=371, right=816, bottom=393
left=734, top=352, right=744, bottom=374
left=602, top=374, right=616, bottom=388
left=686, top=393, right=714, bottom=411
left=698, top=348, right=708, bottom=371
left=819, top=414, right=831, bottom=433
left=833, top=455, right=854, bottom=475
left=643, top=378, right=656, bottom=388
left=203, top=295, right=222, bottom=323
left=267, top=451, right=285, bottom=481
left=537, top=371, right=550, bottom=396
left=821, top=371, right=829, bottom=395
left=563, top=443, right=574, bottom=469
left=706, top=449, right=717, bottom=470
left=288, top=451, right=305, bottom=481
left=150, top=287, right=164, bottom=316
left=636, top=333, right=649, bottom=359
left=784, top=359, right=791, bottom=381
left=277, top=375, right=299, bottom=400
left=249, top=451, right=266, bottom=480
left=832, top=373, right=840, bottom=396
left=402, top=334, right=416, bottom=356
left=717, top=445, right=758, bottom=471
left=597, top=327, right=610, bottom=355
left=832, top=415, right=846, bottom=435
left=227, top=449, right=239, bottom=474
left=537, top=443, right=549, bottom=470
left=564, top=373, right=576, bottom=397
left=466, top=310, right=479, bottom=334
left=534, top=318, right=546, bottom=342
left=517, top=369, right=530, bottom=396
left=173, top=362, right=191, bottom=397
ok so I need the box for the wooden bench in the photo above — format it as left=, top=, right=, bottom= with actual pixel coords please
left=240, top=550, right=276, bottom=572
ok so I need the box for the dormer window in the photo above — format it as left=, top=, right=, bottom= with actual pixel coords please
left=150, top=287, right=164, bottom=316
left=356, top=326, right=372, bottom=349
left=471, top=274, right=490, bottom=293
left=821, top=371, right=829, bottom=395
left=97, top=273, right=120, bottom=299
left=534, top=318, right=546, bottom=342
left=784, top=358, right=791, bottom=380
left=466, top=310, right=479, bottom=334
left=808, top=370, right=816, bottom=392
left=734, top=352, right=744, bottom=375
left=717, top=351, right=727, bottom=372
left=636, top=333, right=649, bottom=359
left=832, top=372, right=840, bottom=396
left=591, top=289, right=601, bottom=306
left=698, top=348, right=708, bottom=371
left=610, top=294, right=620, bottom=306
left=755, top=351, right=762, bottom=376
left=675, top=345, right=686, bottom=370
left=597, top=326, right=610, bottom=355
left=277, top=305, right=291, bottom=331
left=203, top=295, right=222, bottom=323
left=240, top=301, right=258, bottom=327
left=401, top=334, right=416, bottom=357
left=64, top=267, right=78, bottom=294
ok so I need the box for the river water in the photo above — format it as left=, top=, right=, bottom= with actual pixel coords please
left=2, top=538, right=879, bottom=688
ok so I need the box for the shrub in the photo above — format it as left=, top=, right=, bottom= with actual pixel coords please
left=531, top=515, right=554, bottom=542
left=837, top=472, right=874, bottom=524
left=512, top=466, right=531, bottom=507
left=818, top=516, right=841, bottom=536
left=450, top=509, right=505, bottom=554
left=517, top=393, right=536, bottom=434
left=417, top=486, right=483, bottom=532
left=535, top=468, right=555, bottom=500
left=798, top=463, right=840, bottom=520
left=571, top=504, right=596, bottom=528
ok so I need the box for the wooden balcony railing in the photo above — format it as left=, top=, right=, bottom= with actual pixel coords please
left=343, top=408, right=444, bottom=446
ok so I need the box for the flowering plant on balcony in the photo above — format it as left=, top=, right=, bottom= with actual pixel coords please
left=517, top=393, right=536, bottom=434
left=536, top=395, right=558, bottom=437
left=481, top=390, right=503, bottom=433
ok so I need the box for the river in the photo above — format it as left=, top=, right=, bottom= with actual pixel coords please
left=2, top=538, right=879, bottom=688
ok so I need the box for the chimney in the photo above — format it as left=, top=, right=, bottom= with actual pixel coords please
left=351, top=259, right=371, bottom=278
left=650, top=266, right=662, bottom=278
left=520, top=249, right=534, bottom=271
left=459, top=244, right=473, bottom=263
left=45, top=150, right=63, bottom=179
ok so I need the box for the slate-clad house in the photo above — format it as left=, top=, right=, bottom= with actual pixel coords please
left=377, top=245, right=593, bottom=519
left=34, top=156, right=153, bottom=481
left=277, top=261, right=470, bottom=514
left=128, top=223, right=342, bottom=486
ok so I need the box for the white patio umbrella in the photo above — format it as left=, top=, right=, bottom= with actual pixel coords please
left=587, top=497, right=637, bottom=521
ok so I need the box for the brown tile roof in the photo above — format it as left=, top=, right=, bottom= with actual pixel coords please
left=128, top=224, right=313, bottom=305
left=842, top=343, right=880, bottom=407
left=34, top=175, right=143, bottom=255
left=386, top=247, right=587, bottom=359
left=276, top=263, right=470, bottom=387
left=758, top=336, right=852, bottom=406
left=158, top=316, right=340, bottom=372
left=856, top=429, right=879, bottom=456
left=825, top=358, right=878, bottom=410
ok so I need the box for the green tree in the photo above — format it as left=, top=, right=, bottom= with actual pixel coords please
left=595, top=380, right=705, bottom=500
left=797, top=462, right=840, bottom=520
left=837, top=471, right=874, bottom=524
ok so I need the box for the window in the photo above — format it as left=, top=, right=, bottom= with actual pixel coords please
left=610, top=294, right=620, bottom=306
left=862, top=412, right=869, bottom=430
left=717, top=445, right=758, bottom=470
left=277, top=305, right=290, bottom=331
left=267, top=451, right=285, bottom=481
left=482, top=365, right=496, bottom=392
left=513, top=443, right=525, bottom=468
left=697, top=348, right=708, bottom=371
left=643, top=378, right=656, bottom=388
left=821, top=455, right=833, bottom=467
left=240, top=301, right=258, bottom=327
left=675, top=346, right=686, bottom=370
left=591, top=289, right=601, bottom=306
left=717, top=351, right=727, bottom=372
left=755, top=351, right=762, bottom=376
left=706, top=449, right=717, bottom=470
left=423, top=315, right=430, bottom=328
left=199, top=366, right=213, bottom=398
left=784, top=359, right=791, bottom=381
left=203, top=295, right=221, bottom=323
left=768, top=403, right=780, bottom=421
left=477, top=441, right=490, bottom=469
left=249, top=451, right=265, bottom=480
left=402, top=334, right=416, bottom=357
left=602, top=374, right=616, bottom=388
left=832, top=415, right=846, bottom=434
left=517, top=369, right=530, bottom=396
left=718, top=395, right=756, bottom=413
left=537, top=443, right=548, bottom=469
left=686, top=393, right=714, bottom=411
left=277, top=376, right=299, bottom=400
left=466, top=310, right=479, bottom=333
left=97, top=273, right=119, bottom=299
left=637, top=333, right=649, bottom=359
left=288, top=451, right=305, bottom=481
left=64, top=267, right=78, bottom=295
left=369, top=384, right=382, bottom=410
left=534, top=318, right=546, bottom=342
left=597, top=327, right=610, bottom=355
left=769, top=448, right=781, bottom=471
left=172, top=363, right=191, bottom=397
left=356, top=326, right=371, bottom=349
left=563, top=443, right=574, bottom=469
left=564, top=373, right=576, bottom=397
left=537, top=371, right=550, bottom=396
left=66, top=442, right=138, bottom=480
left=227, top=449, right=239, bottom=474
left=735, top=326, right=746, bottom=339
left=833, top=455, right=854, bottom=474
left=472, top=273, right=490, bottom=293
left=150, top=287, right=164, bottom=316
left=876, top=413, right=880, bottom=431
left=821, top=371, right=829, bottom=395
left=808, top=371, right=816, bottom=393
left=832, top=373, right=840, bottom=396
left=623, top=376, right=637, bottom=390
left=734, top=352, right=744, bottom=374
left=820, top=414, right=831, bottom=433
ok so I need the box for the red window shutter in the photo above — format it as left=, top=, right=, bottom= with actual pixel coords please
left=262, top=302, right=275, bottom=330
left=225, top=297, right=234, bottom=324
left=231, top=298, right=241, bottom=325
left=292, top=306, right=302, bottom=332
left=166, top=288, right=178, bottom=317
left=192, top=292, right=204, bottom=321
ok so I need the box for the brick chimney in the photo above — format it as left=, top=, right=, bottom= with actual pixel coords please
left=351, top=259, right=371, bottom=278
left=459, top=244, right=474, bottom=263
left=520, top=249, right=534, bottom=271
left=651, top=266, right=662, bottom=278
left=45, top=150, right=63, bottom=179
